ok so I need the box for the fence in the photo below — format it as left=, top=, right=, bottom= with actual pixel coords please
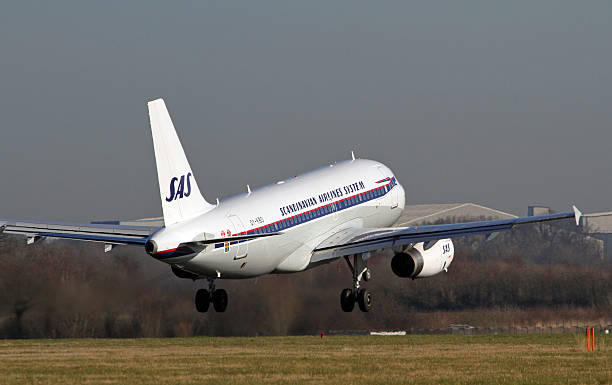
left=323, top=321, right=612, bottom=336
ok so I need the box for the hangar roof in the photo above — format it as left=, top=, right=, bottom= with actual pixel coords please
left=394, top=203, right=517, bottom=226
left=582, top=212, right=612, bottom=234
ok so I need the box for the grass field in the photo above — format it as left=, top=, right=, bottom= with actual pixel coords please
left=0, top=334, right=610, bottom=384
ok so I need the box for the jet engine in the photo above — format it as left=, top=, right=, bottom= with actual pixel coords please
left=391, top=239, right=454, bottom=278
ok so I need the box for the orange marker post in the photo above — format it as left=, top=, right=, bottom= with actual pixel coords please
left=591, top=328, right=595, bottom=352
left=586, top=327, right=591, bottom=351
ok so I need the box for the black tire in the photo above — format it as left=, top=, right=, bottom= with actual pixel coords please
left=195, top=289, right=210, bottom=313
left=340, top=288, right=355, bottom=312
left=212, top=289, right=228, bottom=312
left=357, top=288, right=372, bottom=312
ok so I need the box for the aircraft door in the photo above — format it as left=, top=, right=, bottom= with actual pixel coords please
left=227, top=215, right=248, bottom=260
left=331, top=201, right=339, bottom=221
left=375, top=166, right=386, bottom=208
left=377, top=166, right=398, bottom=209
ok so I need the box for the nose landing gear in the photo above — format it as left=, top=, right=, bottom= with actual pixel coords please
left=195, top=279, right=228, bottom=313
left=340, top=254, right=372, bottom=312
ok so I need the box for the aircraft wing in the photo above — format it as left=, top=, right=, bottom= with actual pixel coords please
left=0, top=219, right=158, bottom=246
left=310, top=207, right=581, bottom=262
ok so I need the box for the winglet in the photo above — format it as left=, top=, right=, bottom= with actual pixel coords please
left=573, top=205, right=582, bottom=226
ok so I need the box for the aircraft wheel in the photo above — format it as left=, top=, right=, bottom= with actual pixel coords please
left=212, top=289, right=228, bottom=312
left=195, top=289, right=210, bottom=313
left=340, top=288, right=355, bottom=312
left=357, top=288, right=372, bottom=312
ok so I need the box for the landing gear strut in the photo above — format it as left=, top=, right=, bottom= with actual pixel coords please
left=195, top=279, right=228, bottom=313
left=340, top=253, right=372, bottom=312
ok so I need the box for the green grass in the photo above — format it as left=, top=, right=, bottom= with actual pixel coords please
left=0, top=334, right=609, bottom=384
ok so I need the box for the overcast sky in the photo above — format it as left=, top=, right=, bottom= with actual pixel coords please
left=0, top=1, right=610, bottom=221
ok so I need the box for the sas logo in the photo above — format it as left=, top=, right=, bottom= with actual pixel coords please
left=165, top=173, right=192, bottom=202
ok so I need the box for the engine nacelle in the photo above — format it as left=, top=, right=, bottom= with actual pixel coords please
left=391, top=239, right=454, bottom=278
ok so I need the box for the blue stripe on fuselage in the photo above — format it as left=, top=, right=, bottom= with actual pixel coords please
left=214, top=178, right=397, bottom=249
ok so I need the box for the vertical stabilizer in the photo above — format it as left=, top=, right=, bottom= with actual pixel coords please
left=148, top=98, right=214, bottom=226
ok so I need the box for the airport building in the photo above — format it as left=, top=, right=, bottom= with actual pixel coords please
left=581, top=211, right=612, bottom=261
left=396, top=203, right=611, bottom=261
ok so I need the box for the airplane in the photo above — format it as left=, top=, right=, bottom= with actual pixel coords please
left=0, top=99, right=582, bottom=313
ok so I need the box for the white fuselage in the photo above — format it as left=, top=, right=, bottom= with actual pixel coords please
left=150, top=159, right=405, bottom=278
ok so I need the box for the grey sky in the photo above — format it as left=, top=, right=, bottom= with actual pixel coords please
left=0, top=1, right=610, bottom=221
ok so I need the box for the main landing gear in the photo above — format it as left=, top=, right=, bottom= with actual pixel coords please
left=340, top=253, right=372, bottom=312
left=195, top=279, right=228, bottom=313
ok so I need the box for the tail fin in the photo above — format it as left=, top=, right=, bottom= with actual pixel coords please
left=148, top=98, right=214, bottom=226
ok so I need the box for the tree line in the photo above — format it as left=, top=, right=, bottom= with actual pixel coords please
left=0, top=217, right=609, bottom=338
